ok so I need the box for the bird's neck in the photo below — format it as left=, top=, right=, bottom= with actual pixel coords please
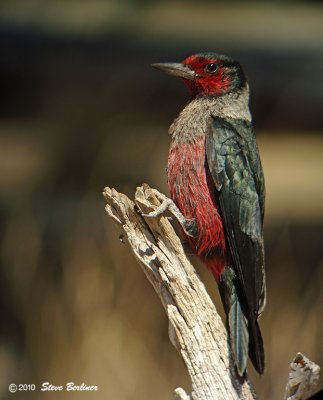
left=169, top=84, right=251, bottom=144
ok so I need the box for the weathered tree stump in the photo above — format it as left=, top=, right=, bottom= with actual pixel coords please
left=103, top=184, right=320, bottom=400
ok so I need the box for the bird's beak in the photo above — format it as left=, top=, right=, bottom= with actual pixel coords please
left=151, top=62, right=195, bottom=80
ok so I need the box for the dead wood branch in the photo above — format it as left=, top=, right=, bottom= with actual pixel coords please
left=103, top=184, right=255, bottom=400
left=284, top=353, right=320, bottom=400
left=103, top=184, right=321, bottom=400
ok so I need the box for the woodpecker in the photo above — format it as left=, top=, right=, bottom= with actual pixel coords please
left=151, top=52, right=266, bottom=376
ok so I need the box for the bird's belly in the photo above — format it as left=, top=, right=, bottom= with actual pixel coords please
left=168, top=137, right=226, bottom=276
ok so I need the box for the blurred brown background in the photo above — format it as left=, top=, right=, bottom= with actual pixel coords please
left=0, top=1, right=322, bottom=399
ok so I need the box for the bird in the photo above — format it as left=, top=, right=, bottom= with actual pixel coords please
left=151, top=52, right=266, bottom=376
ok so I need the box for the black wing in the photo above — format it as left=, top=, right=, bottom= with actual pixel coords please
left=206, top=116, right=266, bottom=372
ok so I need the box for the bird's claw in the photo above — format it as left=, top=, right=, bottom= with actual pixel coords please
left=182, top=219, right=198, bottom=238
left=141, top=196, right=173, bottom=218
left=141, top=189, right=197, bottom=238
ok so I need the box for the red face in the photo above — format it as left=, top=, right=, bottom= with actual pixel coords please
left=182, top=55, right=232, bottom=97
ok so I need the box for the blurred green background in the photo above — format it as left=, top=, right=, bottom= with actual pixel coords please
left=0, top=1, right=322, bottom=399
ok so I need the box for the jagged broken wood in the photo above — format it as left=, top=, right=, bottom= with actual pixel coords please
left=284, top=353, right=320, bottom=400
left=103, top=183, right=255, bottom=400
left=103, top=184, right=321, bottom=400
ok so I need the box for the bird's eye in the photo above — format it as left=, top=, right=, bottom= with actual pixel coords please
left=205, top=63, right=218, bottom=73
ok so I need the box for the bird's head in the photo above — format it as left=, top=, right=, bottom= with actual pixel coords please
left=152, top=52, right=246, bottom=98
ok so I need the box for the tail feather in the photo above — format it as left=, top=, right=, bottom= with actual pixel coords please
left=218, top=267, right=265, bottom=376
left=228, top=299, right=249, bottom=376
left=248, top=319, right=265, bottom=375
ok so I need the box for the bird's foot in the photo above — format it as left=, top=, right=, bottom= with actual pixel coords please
left=142, top=189, right=197, bottom=238
left=141, top=190, right=173, bottom=218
